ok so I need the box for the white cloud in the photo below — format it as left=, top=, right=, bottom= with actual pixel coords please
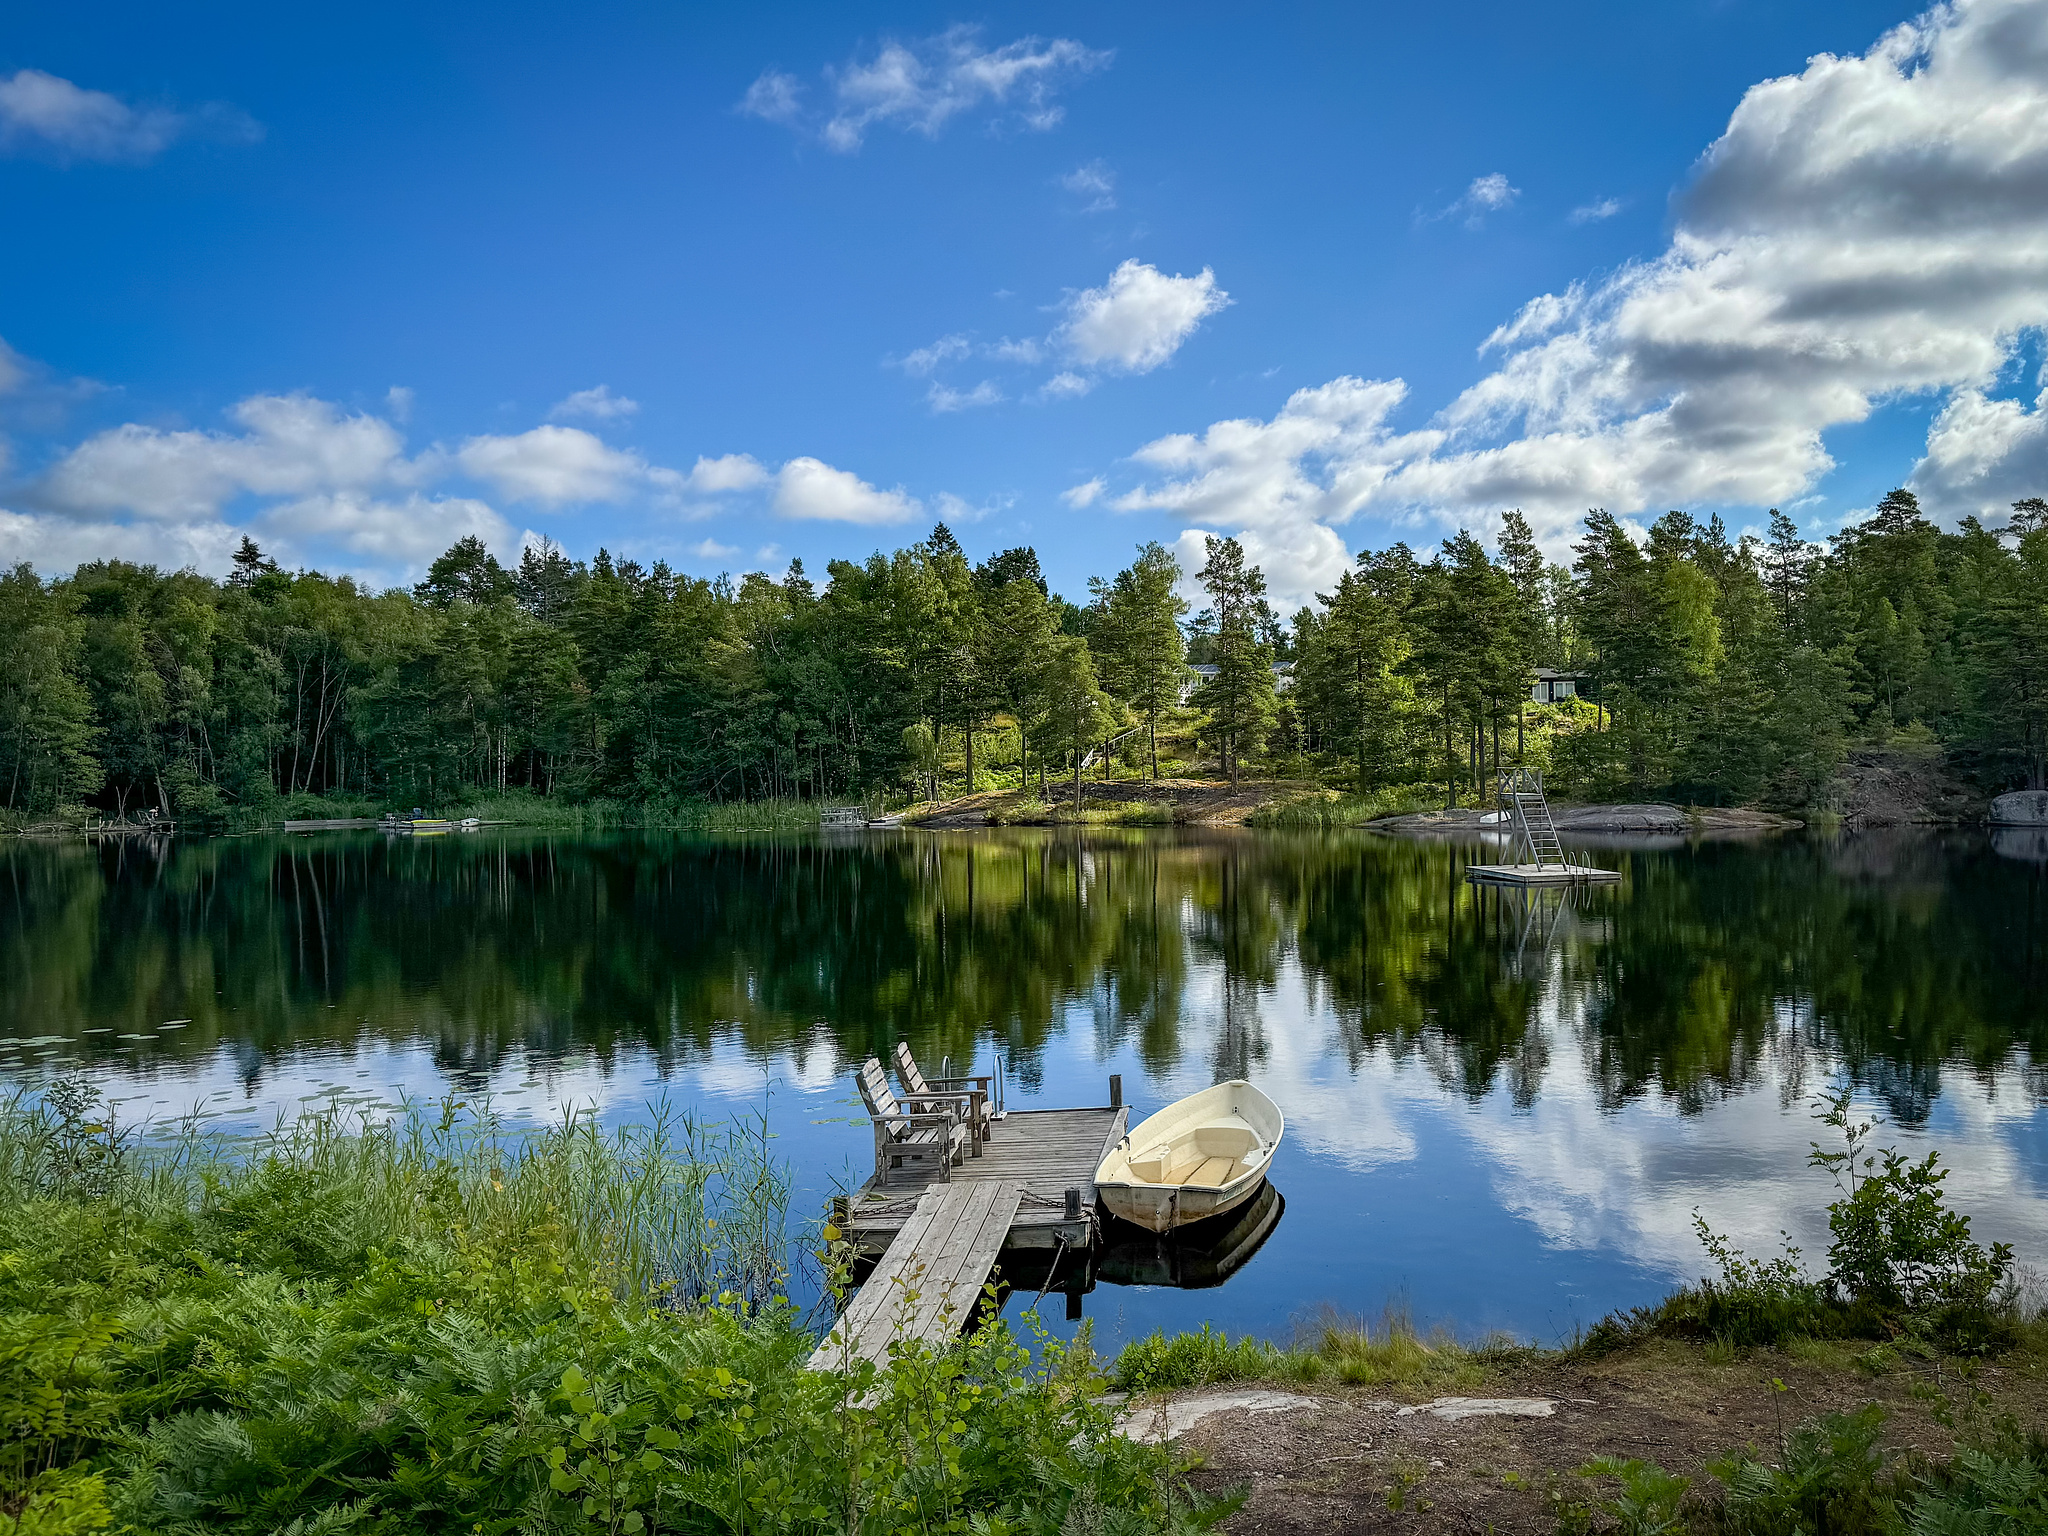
left=688, top=537, right=740, bottom=561
left=41, top=395, right=415, bottom=519
left=927, top=379, right=1003, bottom=412
left=384, top=385, right=414, bottom=423
left=1055, top=260, right=1230, bottom=373
left=548, top=385, right=639, bottom=421
left=0, top=507, right=239, bottom=573
left=0, top=68, right=259, bottom=163
left=260, top=491, right=510, bottom=567
left=988, top=336, right=1044, bottom=365
left=684, top=453, right=770, bottom=494
left=1040, top=371, right=1093, bottom=400
left=1060, top=158, right=1116, bottom=212
left=744, top=26, right=1110, bottom=152
left=738, top=70, right=803, bottom=125
left=1114, top=0, right=2048, bottom=599
left=1438, top=171, right=1519, bottom=228
left=896, top=334, right=972, bottom=376
left=772, top=457, right=919, bottom=524
left=455, top=425, right=675, bottom=506
left=1569, top=197, right=1624, bottom=224
left=933, top=490, right=1004, bottom=525
left=1061, top=477, right=1105, bottom=508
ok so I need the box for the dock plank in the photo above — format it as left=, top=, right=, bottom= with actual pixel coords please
left=810, top=1179, right=1024, bottom=1370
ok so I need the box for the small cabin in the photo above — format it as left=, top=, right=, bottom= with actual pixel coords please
left=1180, top=661, right=1294, bottom=703
left=1530, top=667, right=1588, bottom=705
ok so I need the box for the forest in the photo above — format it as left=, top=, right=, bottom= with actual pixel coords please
left=0, top=488, right=2041, bottom=823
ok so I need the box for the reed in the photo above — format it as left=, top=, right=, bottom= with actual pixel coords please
left=1244, top=782, right=1439, bottom=828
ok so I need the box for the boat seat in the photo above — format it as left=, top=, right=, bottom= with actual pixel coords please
left=1186, top=1156, right=1237, bottom=1187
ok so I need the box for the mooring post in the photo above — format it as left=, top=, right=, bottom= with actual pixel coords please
left=1108, top=1073, right=1122, bottom=1109
left=829, top=1195, right=848, bottom=1228
left=1064, top=1186, right=1081, bottom=1222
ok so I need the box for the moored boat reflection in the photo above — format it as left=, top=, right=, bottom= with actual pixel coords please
left=1096, top=1180, right=1286, bottom=1290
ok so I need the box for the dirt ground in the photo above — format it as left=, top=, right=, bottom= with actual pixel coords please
left=1163, top=1341, right=2048, bottom=1534
left=907, top=778, right=1306, bottom=828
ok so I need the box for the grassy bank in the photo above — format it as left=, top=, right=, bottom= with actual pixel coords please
left=0, top=1085, right=1214, bottom=1536
left=1243, top=783, right=1441, bottom=828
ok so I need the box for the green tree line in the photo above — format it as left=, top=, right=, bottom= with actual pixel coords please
left=0, top=489, right=2041, bottom=820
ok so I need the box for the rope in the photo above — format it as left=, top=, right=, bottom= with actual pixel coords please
left=1029, top=1234, right=1071, bottom=1312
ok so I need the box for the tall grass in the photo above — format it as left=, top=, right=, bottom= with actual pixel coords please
left=1245, top=783, right=1440, bottom=828
left=1110, top=1309, right=1512, bottom=1394
left=447, top=789, right=828, bottom=831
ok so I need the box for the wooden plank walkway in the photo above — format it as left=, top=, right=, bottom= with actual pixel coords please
left=838, top=1105, right=1129, bottom=1256
left=808, top=1179, right=1025, bottom=1369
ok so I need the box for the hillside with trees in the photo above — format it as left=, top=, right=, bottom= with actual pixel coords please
left=0, top=490, right=2040, bottom=824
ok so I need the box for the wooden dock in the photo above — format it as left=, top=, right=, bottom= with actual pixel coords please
left=812, top=1102, right=1128, bottom=1369
left=1466, top=861, right=1620, bottom=887
left=808, top=1179, right=1025, bottom=1368
left=837, top=1104, right=1128, bottom=1257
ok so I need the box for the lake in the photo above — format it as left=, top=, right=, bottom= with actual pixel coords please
left=2, top=824, right=2043, bottom=1351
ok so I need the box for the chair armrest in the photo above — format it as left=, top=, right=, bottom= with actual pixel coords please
left=921, top=1075, right=992, bottom=1091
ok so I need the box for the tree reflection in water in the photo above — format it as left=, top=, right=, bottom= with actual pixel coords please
left=0, top=826, right=2041, bottom=1129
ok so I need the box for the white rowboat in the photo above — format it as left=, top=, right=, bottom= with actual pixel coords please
left=1093, top=1080, right=1283, bottom=1234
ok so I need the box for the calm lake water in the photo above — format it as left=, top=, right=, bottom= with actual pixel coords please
left=3, top=825, right=2044, bottom=1350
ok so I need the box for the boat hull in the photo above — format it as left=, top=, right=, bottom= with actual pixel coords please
left=1092, top=1080, right=1284, bottom=1235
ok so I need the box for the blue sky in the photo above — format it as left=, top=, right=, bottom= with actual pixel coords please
left=5, top=0, right=2048, bottom=605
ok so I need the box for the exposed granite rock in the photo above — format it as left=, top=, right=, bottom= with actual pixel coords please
left=1990, top=789, right=2048, bottom=825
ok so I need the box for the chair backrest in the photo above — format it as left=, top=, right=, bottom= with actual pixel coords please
left=856, top=1058, right=902, bottom=1122
left=893, top=1041, right=931, bottom=1096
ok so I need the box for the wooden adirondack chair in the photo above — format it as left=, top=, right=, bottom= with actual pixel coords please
left=856, top=1056, right=966, bottom=1185
left=893, top=1041, right=994, bottom=1149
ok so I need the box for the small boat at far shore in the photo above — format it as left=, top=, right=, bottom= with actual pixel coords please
left=1093, top=1079, right=1284, bottom=1234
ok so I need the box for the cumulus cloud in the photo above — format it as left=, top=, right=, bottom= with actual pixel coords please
left=260, top=491, right=510, bottom=566
left=0, top=507, right=240, bottom=572
left=772, top=457, right=919, bottom=524
left=1040, top=371, right=1093, bottom=400
left=1060, top=159, right=1116, bottom=212
left=738, top=70, right=803, bottom=125
left=454, top=425, right=678, bottom=506
left=688, top=537, right=740, bottom=561
left=41, top=395, right=415, bottom=519
left=1109, top=0, right=2048, bottom=602
left=927, top=379, right=1003, bottom=412
left=1061, top=477, right=1105, bottom=508
left=741, top=25, right=1109, bottom=152
left=684, top=453, right=770, bottom=494
left=896, top=334, right=971, bottom=376
left=548, top=385, right=639, bottom=421
left=1438, top=171, right=1519, bottom=228
left=1569, top=197, right=1624, bottom=224
left=0, top=68, right=260, bottom=163
left=1055, top=260, right=1230, bottom=373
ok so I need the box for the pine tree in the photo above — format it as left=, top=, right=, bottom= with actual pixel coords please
left=1190, top=537, right=1277, bottom=786
left=1088, top=542, right=1188, bottom=779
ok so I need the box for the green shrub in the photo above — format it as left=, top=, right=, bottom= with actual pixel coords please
left=1110, top=1323, right=1280, bottom=1391
left=1577, top=1455, right=1692, bottom=1536
left=1712, top=1405, right=1899, bottom=1535
left=1582, top=1085, right=2016, bottom=1355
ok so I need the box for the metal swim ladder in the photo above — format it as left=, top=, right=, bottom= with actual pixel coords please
left=1499, top=767, right=1566, bottom=869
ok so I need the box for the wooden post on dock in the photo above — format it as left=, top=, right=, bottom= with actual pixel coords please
left=1109, top=1073, right=1122, bottom=1109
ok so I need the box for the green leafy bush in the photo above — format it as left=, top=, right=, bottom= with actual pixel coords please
left=1581, top=1085, right=2016, bottom=1355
